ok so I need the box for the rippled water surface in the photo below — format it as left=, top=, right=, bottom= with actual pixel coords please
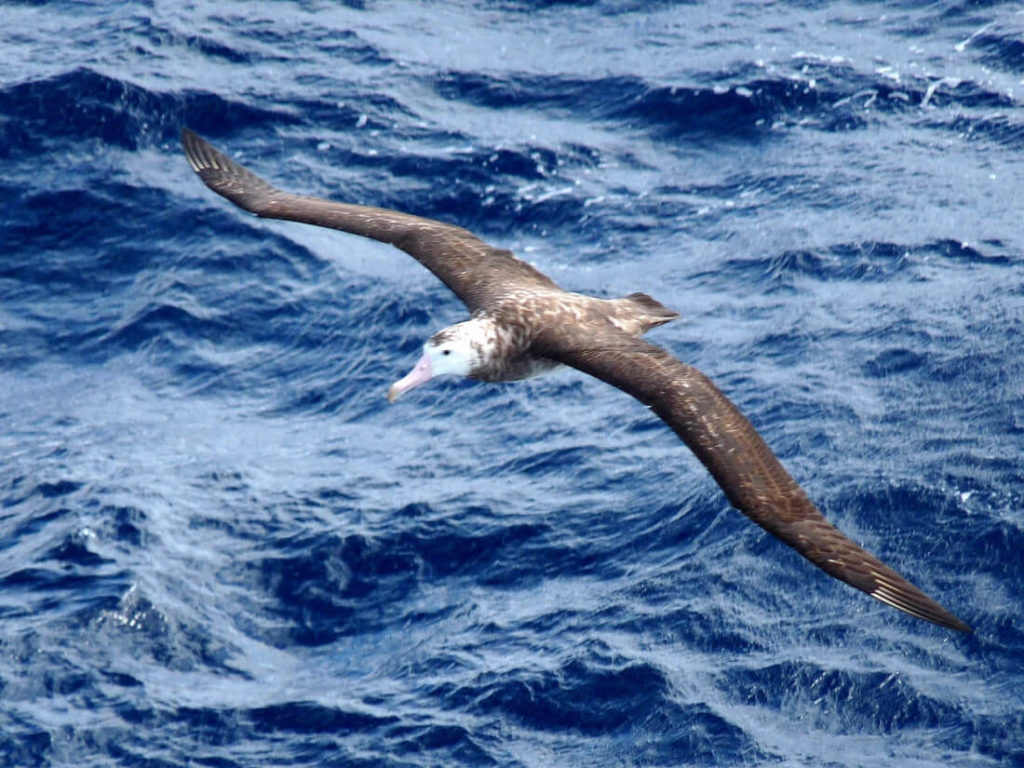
left=2, top=2, right=1023, bottom=766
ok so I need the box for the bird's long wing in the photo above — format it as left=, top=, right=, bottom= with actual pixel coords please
left=181, top=129, right=558, bottom=311
left=537, top=327, right=971, bottom=632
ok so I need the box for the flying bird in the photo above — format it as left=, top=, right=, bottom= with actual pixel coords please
left=181, top=128, right=970, bottom=633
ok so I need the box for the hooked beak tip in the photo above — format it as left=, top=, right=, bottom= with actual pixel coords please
left=387, top=352, right=433, bottom=404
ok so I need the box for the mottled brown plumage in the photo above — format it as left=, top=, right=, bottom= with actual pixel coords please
left=181, top=128, right=970, bottom=633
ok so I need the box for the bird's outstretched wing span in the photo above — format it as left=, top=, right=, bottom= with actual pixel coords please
left=183, top=128, right=970, bottom=632
left=181, top=128, right=558, bottom=311
left=537, top=327, right=972, bottom=632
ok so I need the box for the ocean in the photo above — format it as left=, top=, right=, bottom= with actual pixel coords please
left=1, top=1, right=1022, bottom=766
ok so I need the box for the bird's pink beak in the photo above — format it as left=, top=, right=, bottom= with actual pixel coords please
left=387, top=352, right=433, bottom=403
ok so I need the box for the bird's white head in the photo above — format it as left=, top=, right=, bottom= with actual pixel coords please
left=387, top=319, right=493, bottom=403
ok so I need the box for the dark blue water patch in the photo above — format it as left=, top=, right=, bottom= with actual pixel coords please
left=979, top=610, right=1024, bottom=677
left=576, top=181, right=727, bottom=242
left=765, top=241, right=918, bottom=284
left=33, top=479, right=85, bottom=500
left=128, top=13, right=387, bottom=70
left=249, top=701, right=396, bottom=735
left=1, top=553, right=130, bottom=622
left=705, top=238, right=1015, bottom=294
left=7, top=187, right=357, bottom=376
left=722, top=661, right=963, bottom=732
left=0, top=476, right=28, bottom=510
left=0, top=722, right=51, bottom=768
left=490, top=445, right=596, bottom=479
left=805, top=242, right=910, bottom=281
left=615, top=82, right=778, bottom=140
left=205, top=125, right=512, bottom=191
left=926, top=347, right=1015, bottom=390
left=829, top=478, right=962, bottom=533
left=927, top=238, right=1015, bottom=265
left=439, top=656, right=670, bottom=732
left=182, top=32, right=258, bottom=66
left=254, top=530, right=424, bottom=646
left=921, top=112, right=1024, bottom=150
left=404, top=516, right=550, bottom=581
left=0, top=118, right=35, bottom=159
left=176, top=212, right=334, bottom=289
left=941, top=456, right=1022, bottom=500
left=299, top=27, right=388, bottom=66
left=966, top=712, right=1024, bottom=767
left=432, top=70, right=610, bottom=112
left=0, top=69, right=292, bottom=155
left=388, top=144, right=561, bottom=184
left=90, top=703, right=272, bottom=767
left=973, top=517, right=1024, bottom=577
left=96, top=504, right=147, bottom=549
left=2, top=500, right=75, bottom=555
left=937, top=0, right=1018, bottom=21
left=433, top=70, right=778, bottom=140
left=47, top=528, right=108, bottom=567
left=5, top=185, right=169, bottom=277
left=383, top=722, right=495, bottom=767
left=122, top=13, right=266, bottom=66
left=622, top=602, right=769, bottom=658
left=106, top=302, right=228, bottom=351
left=972, top=30, right=1024, bottom=74
left=434, top=654, right=762, bottom=763
left=94, top=704, right=405, bottom=768
left=176, top=91, right=298, bottom=147
left=279, top=90, right=415, bottom=134
left=437, top=62, right=1014, bottom=144
left=99, top=668, right=144, bottom=690
left=862, top=347, right=928, bottom=378
left=791, top=54, right=1013, bottom=111
left=0, top=632, right=149, bottom=768
left=631, top=712, right=777, bottom=768
left=253, top=515, right=559, bottom=645
left=3, top=183, right=273, bottom=370
left=493, top=0, right=602, bottom=9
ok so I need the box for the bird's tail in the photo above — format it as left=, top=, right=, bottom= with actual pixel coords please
left=613, top=292, right=680, bottom=334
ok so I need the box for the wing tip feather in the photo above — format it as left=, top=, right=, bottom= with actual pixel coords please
left=869, top=583, right=972, bottom=633
left=180, top=127, right=279, bottom=211
left=181, top=127, right=212, bottom=173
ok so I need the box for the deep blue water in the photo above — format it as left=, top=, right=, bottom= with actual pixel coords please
left=2, top=1, right=1023, bottom=766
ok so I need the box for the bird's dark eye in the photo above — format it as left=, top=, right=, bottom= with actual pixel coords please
left=442, top=349, right=451, bottom=356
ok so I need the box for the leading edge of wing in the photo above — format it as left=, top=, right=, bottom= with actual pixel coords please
left=180, top=128, right=559, bottom=310
left=540, top=329, right=971, bottom=632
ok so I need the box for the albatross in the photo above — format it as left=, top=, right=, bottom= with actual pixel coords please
left=181, top=128, right=970, bottom=633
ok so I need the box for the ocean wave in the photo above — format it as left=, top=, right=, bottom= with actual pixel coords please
left=0, top=68, right=289, bottom=153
